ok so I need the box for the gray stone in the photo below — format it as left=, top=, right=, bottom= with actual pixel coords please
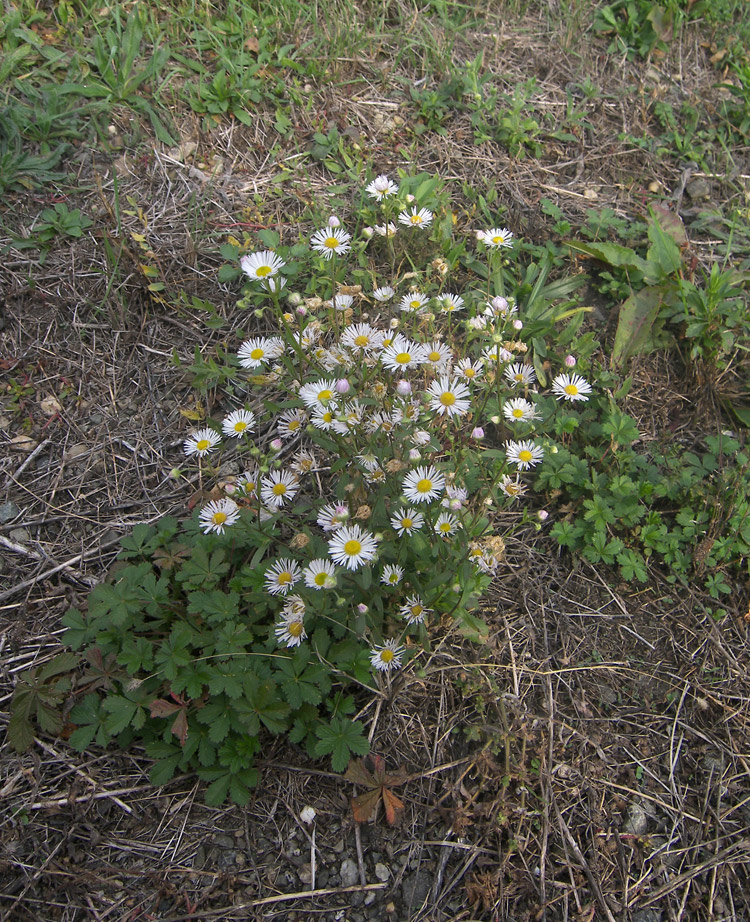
left=624, top=801, right=649, bottom=836
left=213, top=834, right=234, bottom=848
left=0, top=501, right=20, bottom=524
left=340, top=857, right=359, bottom=887
left=632, top=911, right=662, bottom=922
left=9, top=527, right=30, bottom=543
left=402, top=869, right=432, bottom=910
left=374, top=862, right=390, bottom=882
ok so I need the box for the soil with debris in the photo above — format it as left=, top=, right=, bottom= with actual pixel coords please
left=2, top=4, right=750, bottom=921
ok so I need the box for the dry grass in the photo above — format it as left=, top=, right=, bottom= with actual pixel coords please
left=2, top=3, right=750, bottom=920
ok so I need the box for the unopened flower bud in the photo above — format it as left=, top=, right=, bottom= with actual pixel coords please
left=538, top=510, right=549, bottom=521
left=335, top=378, right=350, bottom=395
left=362, top=226, right=374, bottom=239
left=564, top=354, right=576, bottom=367
left=512, top=319, right=523, bottom=330
left=406, top=194, right=415, bottom=204
left=389, top=317, right=400, bottom=329
left=396, top=379, right=412, bottom=396
left=296, top=305, right=307, bottom=316
left=328, top=215, right=341, bottom=228
left=409, top=448, right=421, bottom=461
left=471, top=427, right=484, bottom=439
left=270, top=438, right=283, bottom=451
left=492, top=296, right=508, bottom=312
left=287, top=292, right=303, bottom=307
left=357, top=603, right=368, bottom=614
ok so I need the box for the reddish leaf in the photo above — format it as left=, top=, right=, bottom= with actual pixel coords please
left=150, top=698, right=182, bottom=718
left=171, top=708, right=189, bottom=746
left=382, top=787, right=404, bottom=826
left=351, top=788, right=381, bottom=824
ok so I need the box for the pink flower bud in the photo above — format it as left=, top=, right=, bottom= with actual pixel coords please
left=335, top=378, right=350, bottom=395
left=564, top=354, right=576, bottom=367
left=356, top=603, right=368, bottom=614
left=538, top=510, right=549, bottom=521
left=396, top=379, right=412, bottom=396
left=512, top=319, right=523, bottom=330
left=328, top=215, right=341, bottom=228
left=492, top=296, right=508, bottom=312
left=296, top=305, right=307, bottom=316
left=270, top=438, right=283, bottom=451
left=471, top=427, right=485, bottom=439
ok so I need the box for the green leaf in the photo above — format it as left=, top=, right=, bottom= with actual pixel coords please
left=102, top=695, right=139, bottom=735
left=565, top=239, right=649, bottom=275
left=314, top=717, right=369, bottom=772
left=646, top=208, right=682, bottom=281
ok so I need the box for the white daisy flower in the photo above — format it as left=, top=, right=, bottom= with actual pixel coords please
left=370, top=639, right=404, bottom=672
left=364, top=466, right=387, bottom=485
left=303, top=558, right=337, bottom=590
left=400, top=595, right=430, bottom=625
left=198, top=498, right=239, bottom=535
left=260, top=470, right=299, bottom=507
left=381, top=334, right=426, bottom=373
left=421, top=342, right=450, bottom=371
left=434, top=512, right=460, bottom=538
left=291, top=449, right=316, bottom=475
left=333, top=294, right=354, bottom=311
left=390, top=507, right=424, bottom=535
left=341, top=323, right=384, bottom=353
left=469, top=544, right=500, bottom=574
left=499, top=474, right=527, bottom=500
left=317, top=502, right=350, bottom=532
left=222, top=409, right=256, bottom=438
left=438, top=293, right=465, bottom=313
left=482, top=345, right=513, bottom=365
left=264, top=558, right=302, bottom=595
left=485, top=295, right=516, bottom=318
left=374, top=222, right=398, bottom=237
left=277, top=408, right=308, bottom=438
left=479, top=227, right=514, bottom=249
left=455, top=358, right=483, bottom=383
left=328, top=524, right=379, bottom=570
left=311, top=408, right=337, bottom=430
left=412, top=429, right=431, bottom=447
left=298, top=379, right=338, bottom=411
left=238, top=336, right=284, bottom=368
left=275, top=608, right=307, bottom=647
left=381, top=564, right=404, bottom=586
left=184, top=428, right=221, bottom=457
left=366, top=174, right=399, bottom=200
left=503, top=398, right=542, bottom=424
left=236, top=468, right=260, bottom=497
left=426, top=376, right=471, bottom=419
left=310, top=226, right=351, bottom=259
left=399, top=292, right=429, bottom=314
left=504, top=363, right=537, bottom=386
left=357, top=452, right=380, bottom=472
left=398, top=207, right=433, bottom=228
left=372, top=286, right=395, bottom=302
left=505, top=440, right=544, bottom=470
left=240, top=250, right=285, bottom=280
left=402, top=465, right=445, bottom=504
left=551, top=373, right=592, bottom=402
left=330, top=400, right=366, bottom=434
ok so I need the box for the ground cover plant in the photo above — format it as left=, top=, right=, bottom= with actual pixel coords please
left=1, top=0, right=750, bottom=920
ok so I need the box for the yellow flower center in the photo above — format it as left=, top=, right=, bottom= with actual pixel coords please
left=212, top=512, right=227, bottom=525
left=519, top=450, right=532, bottom=463
left=234, top=421, right=248, bottom=432
left=354, top=334, right=369, bottom=347
left=439, top=522, right=451, bottom=533
left=417, top=478, right=433, bottom=494
left=256, top=265, right=272, bottom=277
left=288, top=419, right=301, bottom=431
left=514, top=373, right=524, bottom=382
left=324, top=236, right=340, bottom=249
left=410, top=215, right=422, bottom=224
left=464, top=368, right=475, bottom=378
left=250, top=347, right=264, bottom=360
left=440, top=392, right=456, bottom=407
left=409, top=300, right=421, bottom=309
left=428, top=351, right=441, bottom=363
left=245, top=480, right=256, bottom=492
left=401, top=517, right=413, bottom=529
left=287, top=620, right=304, bottom=637
left=278, top=572, right=292, bottom=585
left=395, top=352, right=411, bottom=364
left=506, top=483, right=520, bottom=495
left=317, top=389, right=333, bottom=402
left=492, top=235, right=504, bottom=244
left=196, top=439, right=210, bottom=452
left=273, top=483, right=287, bottom=496
left=314, top=572, right=327, bottom=586
left=344, top=539, right=362, bottom=556
left=564, top=384, right=579, bottom=395
left=512, top=408, right=524, bottom=418
left=411, top=605, right=423, bottom=616
left=380, top=649, right=394, bottom=663
left=389, top=574, right=399, bottom=583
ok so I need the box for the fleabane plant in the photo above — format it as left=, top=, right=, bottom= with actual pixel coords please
left=62, top=173, right=592, bottom=805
